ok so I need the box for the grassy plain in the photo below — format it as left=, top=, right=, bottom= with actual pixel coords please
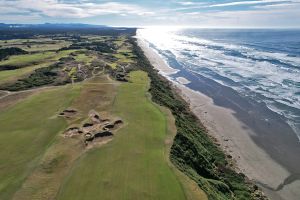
left=57, top=71, right=187, bottom=200
left=0, top=85, right=81, bottom=200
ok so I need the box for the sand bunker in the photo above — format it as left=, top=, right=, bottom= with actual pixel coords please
left=63, top=127, right=82, bottom=137
left=63, top=109, right=123, bottom=146
left=59, top=109, right=78, bottom=118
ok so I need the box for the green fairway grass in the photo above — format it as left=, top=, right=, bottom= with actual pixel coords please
left=108, top=62, right=118, bottom=69
left=0, top=85, right=81, bottom=200
left=0, top=39, right=71, bottom=52
left=74, top=52, right=95, bottom=64
left=20, top=41, right=71, bottom=52
left=113, top=53, right=134, bottom=63
left=0, top=52, right=54, bottom=67
left=57, top=71, right=186, bottom=200
left=0, top=63, right=48, bottom=85
left=0, top=50, right=76, bottom=85
left=0, top=50, right=75, bottom=69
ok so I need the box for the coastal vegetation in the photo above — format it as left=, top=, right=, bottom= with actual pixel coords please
left=130, top=38, right=265, bottom=200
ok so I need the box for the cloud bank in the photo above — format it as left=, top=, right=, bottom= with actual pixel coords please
left=0, top=0, right=299, bottom=27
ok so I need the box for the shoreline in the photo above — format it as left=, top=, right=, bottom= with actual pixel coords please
left=137, top=37, right=300, bottom=200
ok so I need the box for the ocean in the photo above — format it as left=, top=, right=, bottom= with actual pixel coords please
left=137, top=28, right=300, bottom=140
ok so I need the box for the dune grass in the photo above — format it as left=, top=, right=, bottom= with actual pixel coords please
left=57, top=71, right=186, bottom=200
left=0, top=85, right=81, bottom=200
left=161, top=107, right=208, bottom=200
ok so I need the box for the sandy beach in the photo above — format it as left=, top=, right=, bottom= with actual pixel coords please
left=137, top=37, right=300, bottom=200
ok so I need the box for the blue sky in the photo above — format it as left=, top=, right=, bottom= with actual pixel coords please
left=0, top=0, right=300, bottom=28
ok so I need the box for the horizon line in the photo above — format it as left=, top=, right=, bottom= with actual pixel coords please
left=1, top=22, right=300, bottom=29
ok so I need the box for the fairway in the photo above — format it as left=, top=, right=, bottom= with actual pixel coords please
left=0, top=50, right=75, bottom=68
left=0, top=52, right=54, bottom=67
left=0, top=63, right=50, bottom=85
left=0, top=85, right=81, bottom=200
left=0, top=24, right=267, bottom=200
left=57, top=71, right=186, bottom=200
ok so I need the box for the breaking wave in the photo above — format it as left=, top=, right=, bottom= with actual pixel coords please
left=137, top=28, right=300, bottom=139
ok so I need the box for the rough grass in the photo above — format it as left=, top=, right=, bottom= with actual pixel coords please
left=57, top=71, right=186, bottom=200
left=0, top=85, right=81, bottom=200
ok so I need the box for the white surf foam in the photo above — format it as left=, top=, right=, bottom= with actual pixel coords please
left=137, top=28, right=300, bottom=139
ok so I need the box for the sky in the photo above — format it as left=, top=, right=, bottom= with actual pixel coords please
left=0, top=0, right=300, bottom=28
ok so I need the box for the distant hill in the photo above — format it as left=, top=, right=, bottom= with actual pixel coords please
left=0, top=23, right=136, bottom=40
left=0, top=23, right=108, bottom=29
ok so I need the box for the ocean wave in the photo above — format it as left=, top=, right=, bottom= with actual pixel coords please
left=137, top=28, right=300, bottom=139
left=173, top=33, right=300, bottom=69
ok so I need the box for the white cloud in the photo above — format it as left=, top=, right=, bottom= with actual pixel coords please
left=0, top=0, right=299, bottom=27
left=177, top=1, right=203, bottom=6
left=254, top=1, right=300, bottom=8
left=178, top=4, right=300, bottom=28
left=209, top=0, right=299, bottom=7
left=170, top=0, right=299, bottom=12
left=0, top=0, right=154, bottom=18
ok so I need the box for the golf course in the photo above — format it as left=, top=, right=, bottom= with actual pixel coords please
left=0, top=25, right=261, bottom=200
left=0, top=28, right=208, bottom=200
